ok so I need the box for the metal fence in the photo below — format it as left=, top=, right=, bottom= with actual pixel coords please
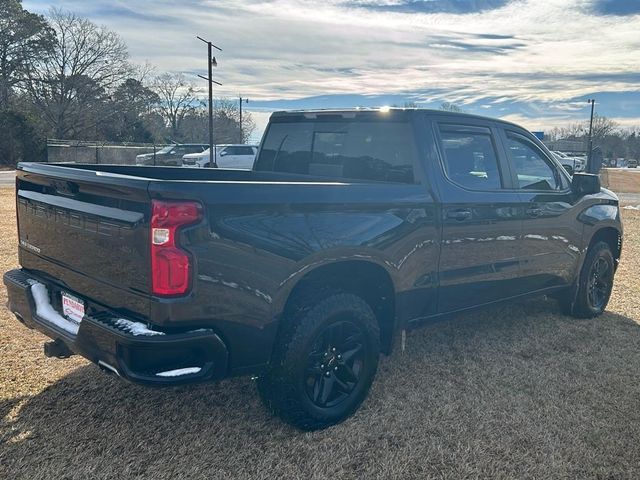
left=47, top=139, right=172, bottom=165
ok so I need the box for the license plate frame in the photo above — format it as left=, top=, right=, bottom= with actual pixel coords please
left=61, top=291, right=85, bottom=324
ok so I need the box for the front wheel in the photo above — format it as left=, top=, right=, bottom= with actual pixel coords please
left=257, top=292, right=380, bottom=430
left=560, top=241, right=615, bottom=318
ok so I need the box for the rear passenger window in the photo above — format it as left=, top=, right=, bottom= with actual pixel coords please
left=506, top=134, right=566, bottom=190
left=254, top=120, right=418, bottom=183
left=439, top=127, right=502, bottom=190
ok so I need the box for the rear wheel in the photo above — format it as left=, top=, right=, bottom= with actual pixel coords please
left=257, top=291, right=380, bottom=430
left=560, top=241, right=615, bottom=318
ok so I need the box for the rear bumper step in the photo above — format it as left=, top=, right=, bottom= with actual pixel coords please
left=4, top=268, right=229, bottom=386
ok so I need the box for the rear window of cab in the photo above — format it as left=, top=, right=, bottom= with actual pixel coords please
left=254, top=120, right=418, bottom=184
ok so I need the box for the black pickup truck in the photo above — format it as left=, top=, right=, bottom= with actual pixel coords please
left=5, top=109, right=622, bottom=430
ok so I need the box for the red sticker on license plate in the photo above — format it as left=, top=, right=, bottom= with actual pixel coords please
left=61, top=292, right=85, bottom=324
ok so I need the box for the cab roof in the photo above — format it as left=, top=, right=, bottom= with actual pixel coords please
left=270, top=108, right=525, bottom=131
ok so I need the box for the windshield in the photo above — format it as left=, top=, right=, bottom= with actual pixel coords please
left=157, top=146, right=175, bottom=154
left=190, top=148, right=209, bottom=155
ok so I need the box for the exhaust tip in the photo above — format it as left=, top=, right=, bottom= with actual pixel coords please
left=98, top=360, right=121, bottom=377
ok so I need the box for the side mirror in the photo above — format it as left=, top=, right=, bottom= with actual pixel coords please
left=571, top=172, right=601, bottom=196
left=219, top=151, right=228, bottom=157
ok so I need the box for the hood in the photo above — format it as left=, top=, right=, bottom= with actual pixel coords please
left=183, top=151, right=209, bottom=159
left=600, top=187, right=618, bottom=202
left=136, top=152, right=169, bottom=160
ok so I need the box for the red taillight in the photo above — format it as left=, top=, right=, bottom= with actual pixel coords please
left=151, top=200, right=202, bottom=296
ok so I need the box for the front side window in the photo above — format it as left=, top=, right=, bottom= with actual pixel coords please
left=223, top=147, right=238, bottom=155
left=506, top=135, right=565, bottom=190
left=439, top=128, right=502, bottom=190
left=254, top=120, right=417, bottom=183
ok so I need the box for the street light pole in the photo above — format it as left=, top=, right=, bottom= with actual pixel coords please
left=239, top=96, right=249, bottom=143
left=587, top=98, right=596, bottom=167
left=197, top=36, right=222, bottom=167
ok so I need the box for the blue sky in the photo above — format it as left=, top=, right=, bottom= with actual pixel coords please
left=24, top=0, right=640, bottom=140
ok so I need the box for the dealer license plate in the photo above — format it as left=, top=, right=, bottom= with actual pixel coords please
left=61, top=292, right=85, bottom=324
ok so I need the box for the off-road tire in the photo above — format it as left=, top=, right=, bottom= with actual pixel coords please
left=560, top=241, right=615, bottom=318
left=257, top=291, right=380, bottom=431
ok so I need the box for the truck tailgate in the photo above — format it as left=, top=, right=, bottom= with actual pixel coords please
left=16, top=164, right=152, bottom=317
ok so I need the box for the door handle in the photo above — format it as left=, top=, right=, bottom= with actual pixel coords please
left=446, top=209, right=472, bottom=221
left=526, top=207, right=543, bottom=217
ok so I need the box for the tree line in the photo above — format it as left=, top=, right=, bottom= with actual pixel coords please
left=546, top=114, right=640, bottom=161
left=0, top=0, right=254, bottom=166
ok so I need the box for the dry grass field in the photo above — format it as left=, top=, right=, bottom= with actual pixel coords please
left=1, top=186, right=639, bottom=479
left=602, top=168, right=640, bottom=194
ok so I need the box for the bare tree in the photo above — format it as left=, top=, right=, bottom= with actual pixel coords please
left=240, top=108, right=256, bottom=144
left=440, top=102, right=464, bottom=113
left=214, top=98, right=255, bottom=143
left=152, top=73, right=200, bottom=140
left=166, top=98, right=256, bottom=144
left=132, top=61, right=155, bottom=84
left=0, top=0, right=53, bottom=107
left=25, top=9, right=131, bottom=138
left=547, top=123, right=585, bottom=141
left=590, top=114, right=618, bottom=142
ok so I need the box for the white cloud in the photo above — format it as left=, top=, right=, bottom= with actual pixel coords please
left=24, top=0, right=640, bottom=122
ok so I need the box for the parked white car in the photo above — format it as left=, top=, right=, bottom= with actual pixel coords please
left=552, top=151, right=585, bottom=175
left=182, top=144, right=258, bottom=169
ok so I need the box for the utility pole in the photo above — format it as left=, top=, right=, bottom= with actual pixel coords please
left=587, top=98, right=596, bottom=167
left=239, top=96, right=249, bottom=143
left=197, top=36, right=222, bottom=167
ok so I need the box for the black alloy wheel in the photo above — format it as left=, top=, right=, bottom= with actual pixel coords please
left=305, top=319, right=367, bottom=408
left=559, top=240, right=615, bottom=318
left=587, top=256, right=612, bottom=310
left=257, top=291, right=380, bottom=430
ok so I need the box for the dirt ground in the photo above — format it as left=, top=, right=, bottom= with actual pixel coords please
left=602, top=168, right=640, bottom=194
left=1, top=186, right=639, bottom=479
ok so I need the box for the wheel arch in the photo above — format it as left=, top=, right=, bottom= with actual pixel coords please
left=587, top=226, right=622, bottom=269
left=277, top=260, right=397, bottom=356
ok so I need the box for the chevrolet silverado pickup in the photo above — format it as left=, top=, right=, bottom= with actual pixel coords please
left=5, top=109, right=622, bottom=430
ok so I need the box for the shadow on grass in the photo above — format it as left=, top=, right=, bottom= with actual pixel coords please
left=2, top=299, right=640, bottom=479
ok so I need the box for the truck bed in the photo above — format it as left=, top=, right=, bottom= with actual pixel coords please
left=15, top=162, right=433, bottom=372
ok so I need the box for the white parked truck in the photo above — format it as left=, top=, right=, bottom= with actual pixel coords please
left=182, top=144, right=258, bottom=169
